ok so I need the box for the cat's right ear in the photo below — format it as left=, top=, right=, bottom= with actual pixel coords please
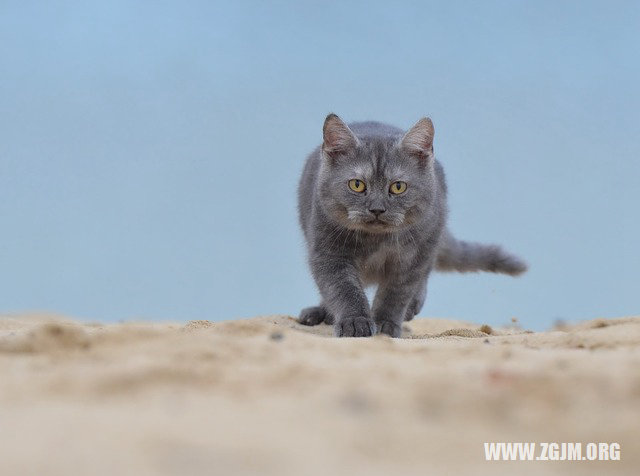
left=322, top=114, right=359, bottom=160
left=400, top=117, right=435, bottom=162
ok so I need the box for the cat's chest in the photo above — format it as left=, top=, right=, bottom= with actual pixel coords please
left=356, top=243, right=403, bottom=282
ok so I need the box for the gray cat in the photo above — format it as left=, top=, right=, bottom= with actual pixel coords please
left=297, top=114, right=527, bottom=338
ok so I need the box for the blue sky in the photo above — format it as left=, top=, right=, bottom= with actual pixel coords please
left=1, top=1, right=638, bottom=330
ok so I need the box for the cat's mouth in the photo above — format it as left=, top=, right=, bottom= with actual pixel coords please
left=364, top=218, right=394, bottom=230
left=344, top=209, right=403, bottom=232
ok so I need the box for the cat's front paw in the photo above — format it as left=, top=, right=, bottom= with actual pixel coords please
left=334, top=316, right=376, bottom=337
left=298, top=306, right=334, bottom=326
left=377, top=319, right=402, bottom=338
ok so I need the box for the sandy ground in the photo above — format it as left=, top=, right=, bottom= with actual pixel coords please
left=1, top=313, right=639, bottom=476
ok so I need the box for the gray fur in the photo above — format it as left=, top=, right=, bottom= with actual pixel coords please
left=298, top=114, right=527, bottom=338
left=436, top=229, right=528, bottom=276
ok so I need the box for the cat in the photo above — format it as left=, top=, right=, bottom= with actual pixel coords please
left=297, top=114, right=527, bottom=338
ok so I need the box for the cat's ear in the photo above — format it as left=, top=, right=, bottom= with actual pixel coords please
left=322, top=113, right=359, bottom=159
left=400, top=118, right=434, bottom=161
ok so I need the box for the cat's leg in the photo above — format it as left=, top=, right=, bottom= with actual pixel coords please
left=310, top=256, right=375, bottom=337
left=298, top=304, right=335, bottom=326
left=404, top=281, right=427, bottom=321
left=373, top=270, right=431, bottom=337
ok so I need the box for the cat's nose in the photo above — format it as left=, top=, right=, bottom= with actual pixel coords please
left=369, top=207, right=386, bottom=217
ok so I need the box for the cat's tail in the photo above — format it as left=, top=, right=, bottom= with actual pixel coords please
left=435, top=229, right=528, bottom=276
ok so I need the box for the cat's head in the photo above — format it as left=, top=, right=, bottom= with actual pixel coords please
left=317, top=114, right=437, bottom=233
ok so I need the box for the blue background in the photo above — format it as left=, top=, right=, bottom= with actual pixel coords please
left=1, top=1, right=638, bottom=329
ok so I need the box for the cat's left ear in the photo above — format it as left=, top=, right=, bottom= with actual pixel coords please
left=400, top=118, right=434, bottom=161
left=322, top=113, right=359, bottom=160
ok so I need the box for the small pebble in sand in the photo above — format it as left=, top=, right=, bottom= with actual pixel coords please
left=269, top=331, right=284, bottom=341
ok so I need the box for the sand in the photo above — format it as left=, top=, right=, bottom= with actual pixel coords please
left=1, top=313, right=639, bottom=476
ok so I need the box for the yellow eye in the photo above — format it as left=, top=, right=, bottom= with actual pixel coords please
left=390, top=181, right=407, bottom=194
left=348, top=179, right=366, bottom=193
